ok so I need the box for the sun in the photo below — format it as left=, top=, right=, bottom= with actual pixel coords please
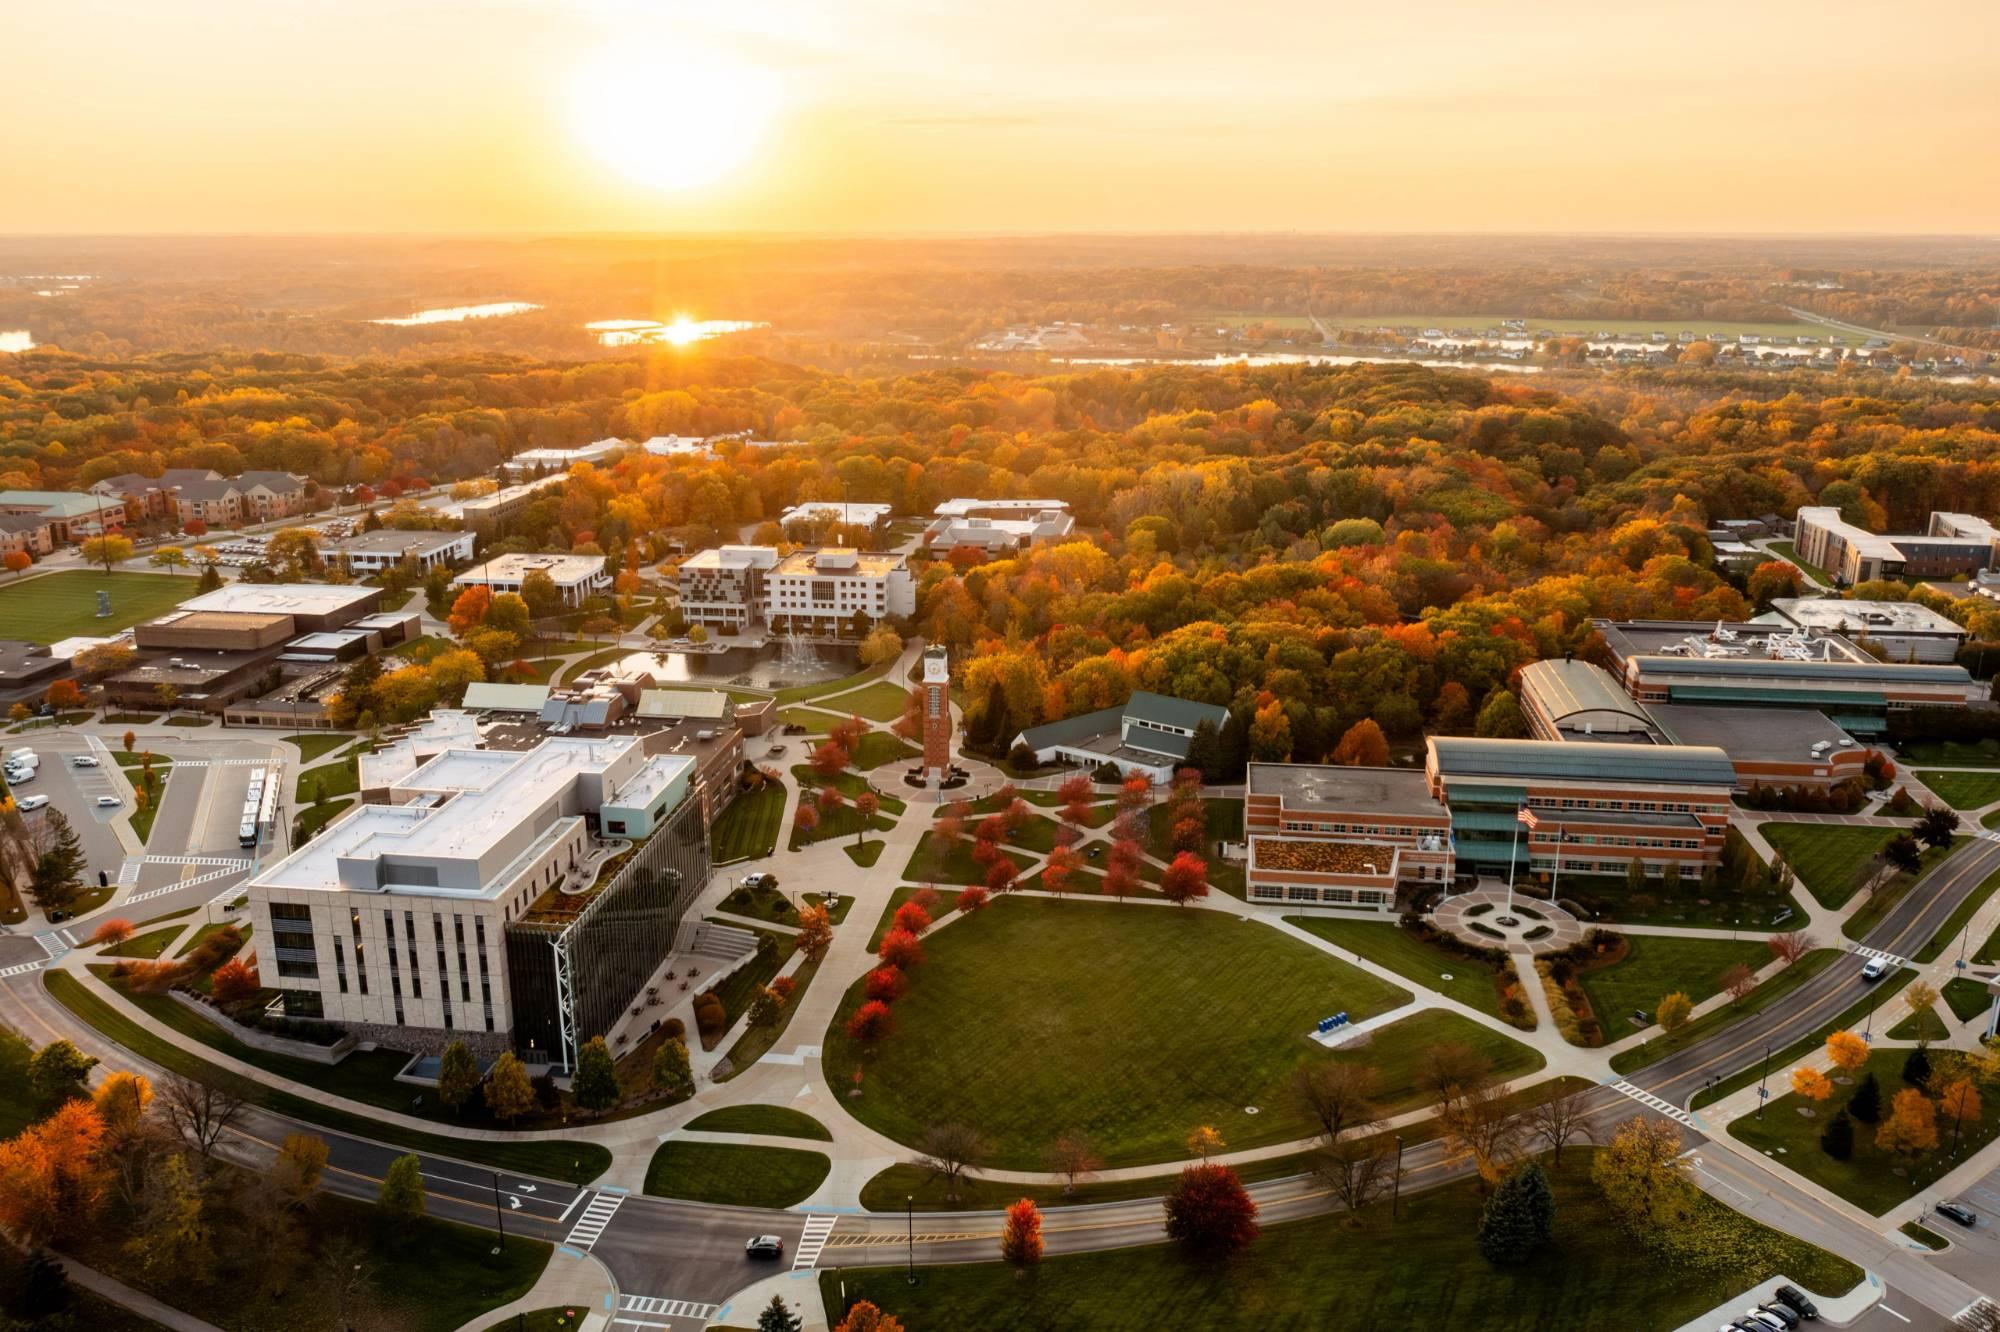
left=567, top=45, right=781, bottom=192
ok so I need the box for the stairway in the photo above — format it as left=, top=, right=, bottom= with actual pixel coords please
left=685, top=920, right=758, bottom=963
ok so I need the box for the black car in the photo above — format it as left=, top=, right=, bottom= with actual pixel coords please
left=1756, top=1303, right=1800, bottom=1329
left=1936, top=1200, right=1978, bottom=1228
left=744, top=1234, right=784, bottom=1260
left=1772, top=1285, right=1818, bottom=1321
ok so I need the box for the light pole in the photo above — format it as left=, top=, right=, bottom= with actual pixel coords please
left=1391, top=1134, right=1404, bottom=1222
left=905, top=1195, right=916, bottom=1284
left=1755, top=1041, right=1772, bottom=1119
left=490, top=1170, right=505, bottom=1256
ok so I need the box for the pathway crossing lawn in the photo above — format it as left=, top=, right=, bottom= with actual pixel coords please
left=850, top=730, right=917, bottom=770
left=1761, top=822, right=1911, bottom=909
left=643, top=1141, right=830, bottom=1207
left=101, top=926, right=183, bottom=959
left=1575, top=935, right=1770, bottom=1039
left=1901, top=738, right=2000, bottom=768
left=284, top=732, right=353, bottom=763
left=902, top=831, right=1034, bottom=885
left=827, top=679, right=912, bottom=722
left=791, top=766, right=908, bottom=815
left=1731, top=1049, right=2000, bottom=1213
left=1146, top=797, right=1244, bottom=857
left=1285, top=916, right=1512, bottom=1021
left=684, top=1104, right=832, bottom=1140
left=1918, top=769, right=2000, bottom=810
left=0, top=570, right=197, bottom=643
left=775, top=707, right=833, bottom=734
left=712, top=783, right=785, bottom=861
left=823, top=897, right=1544, bottom=1168
left=775, top=661, right=893, bottom=705
left=821, top=1156, right=1861, bottom=1332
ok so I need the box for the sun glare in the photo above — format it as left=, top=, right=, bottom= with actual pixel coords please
left=567, top=45, right=781, bottom=192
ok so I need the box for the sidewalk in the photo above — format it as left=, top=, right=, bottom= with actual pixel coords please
left=459, top=1247, right=616, bottom=1332
left=55, top=1250, right=226, bottom=1332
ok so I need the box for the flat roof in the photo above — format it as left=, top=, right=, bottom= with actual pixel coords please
left=1647, top=703, right=1860, bottom=763
left=462, top=682, right=552, bottom=712
left=1769, top=597, right=1967, bottom=636
left=147, top=610, right=293, bottom=633
left=1250, top=837, right=1398, bottom=876
left=455, top=553, right=606, bottom=585
left=636, top=688, right=731, bottom=720
left=603, top=753, right=694, bottom=813
left=1247, top=762, right=1443, bottom=817
left=1594, top=618, right=1873, bottom=664
left=933, top=498, right=1071, bottom=517
left=771, top=548, right=906, bottom=578
left=322, top=530, right=469, bottom=556
left=180, top=583, right=378, bottom=617
left=780, top=502, right=893, bottom=524
left=1429, top=736, right=1738, bottom=787
left=681, top=545, right=778, bottom=572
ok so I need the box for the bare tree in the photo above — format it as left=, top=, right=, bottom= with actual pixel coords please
left=1313, top=1136, right=1396, bottom=1222
left=916, top=1123, right=987, bottom=1202
left=316, top=1230, right=373, bottom=1331
left=1418, top=1042, right=1492, bottom=1119
left=1766, top=930, right=1815, bottom=968
left=1045, top=1131, right=1102, bottom=1196
left=159, top=1073, right=247, bottom=1161
left=1521, top=1085, right=1597, bottom=1168
left=1439, top=1081, right=1522, bottom=1186
left=1719, top=963, right=1757, bottom=1003
left=1292, top=1062, right=1379, bottom=1144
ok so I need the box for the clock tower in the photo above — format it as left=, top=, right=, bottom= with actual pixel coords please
left=921, top=645, right=952, bottom=784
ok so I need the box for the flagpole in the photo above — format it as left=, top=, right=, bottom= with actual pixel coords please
left=1506, top=806, right=1520, bottom=912
left=1550, top=820, right=1564, bottom=906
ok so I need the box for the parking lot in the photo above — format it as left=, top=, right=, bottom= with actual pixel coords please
left=1924, top=1160, right=2000, bottom=1289
left=8, top=737, right=130, bottom=880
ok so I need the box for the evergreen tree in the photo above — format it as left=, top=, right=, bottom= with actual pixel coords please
left=435, top=1039, right=479, bottom=1117
left=27, top=1039, right=96, bottom=1112
left=981, top=680, right=1010, bottom=753
left=756, top=1294, right=804, bottom=1332
left=196, top=562, right=223, bottom=592
left=1477, top=1162, right=1555, bottom=1265
left=17, top=1247, right=71, bottom=1318
left=1903, top=1046, right=1932, bottom=1088
left=1185, top=718, right=1222, bottom=782
left=378, top=1154, right=426, bottom=1224
left=1848, top=1071, right=1882, bottom=1123
left=573, top=1035, right=620, bottom=1112
left=1218, top=707, right=1251, bottom=781
left=28, top=810, right=86, bottom=914
left=1819, top=1107, right=1854, bottom=1160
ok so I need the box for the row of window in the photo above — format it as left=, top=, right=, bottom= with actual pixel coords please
left=1547, top=834, right=1705, bottom=850
left=1281, top=819, right=1435, bottom=838
left=1251, top=884, right=1392, bottom=906
left=280, top=901, right=496, bottom=1034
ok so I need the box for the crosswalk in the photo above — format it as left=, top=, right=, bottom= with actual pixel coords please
left=1850, top=943, right=1909, bottom=969
left=0, top=959, right=48, bottom=981
left=617, top=1294, right=718, bottom=1324
left=562, top=1190, right=624, bottom=1251
left=139, top=854, right=251, bottom=867
left=118, top=858, right=252, bottom=906
left=792, top=1213, right=838, bottom=1270
left=1609, top=1079, right=1697, bottom=1128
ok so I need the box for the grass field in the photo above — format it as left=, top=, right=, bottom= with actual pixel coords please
left=1610, top=950, right=1840, bottom=1075
left=684, top=1104, right=832, bottom=1140
left=1761, top=822, right=1918, bottom=910
left=775, top=707, right=833, bottom=734
left=902, top=830, right=1035, bottom=885
left=1945, top=977, right=1992, bottom=1023
left=1145, top=797, right=1244, bottom=858
left=1918, top=770, right=2000, bottom=810
left=101, top=925, right=183, bottom=959
left=1901, top=739, right=2000, bottom=768
left=296, top=760, right=359, bottom=803
left=825, top=679, right=911, bottom=722
left=1284, top=916, right=1513, bottom=1022
left=643, top=1141, right=830, bottom=1207
left=284, top=731, right=353, bottom=763
left=712, top=784, right=784, bottom=861
left=1731, top=1049, right=2000, bottom=1213
left=775, top=661, right=894, bottom=705
left=1768, top=540, right=1835, bottom=586
left=823, top=898, right=1542, bottom=1168
left=823, top=1156, right=1860, bottom=1331
left=851, top=730, right=917, bottom=770
left=1575, top=935, right=1770, bottom=1042
left=1885, top=1003, right=1949, bottom=1043
left=0, top=570, right=197, bottom=642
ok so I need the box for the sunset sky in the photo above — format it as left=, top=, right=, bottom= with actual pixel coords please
left=8, top=0, right=1998, bottom=235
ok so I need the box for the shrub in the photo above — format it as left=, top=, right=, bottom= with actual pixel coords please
left=1819, top=1108, right=1854, bottom=1160
left=892, top=901, right=933, bottom=936
left=694, top=992, right=728, bottom=1039
left=661, top=1017, right=686, bottom=1042
left=954, top=885, right=990, bottom=914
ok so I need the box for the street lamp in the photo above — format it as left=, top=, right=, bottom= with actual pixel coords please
left=905, top=1194, right=916, bottom=1284
left=490, top=1170, right=506, bottom=1257
left=1391, top=1134, right=1404, bottom=1222
left=1755, top=1042, right=1772, bottom=1119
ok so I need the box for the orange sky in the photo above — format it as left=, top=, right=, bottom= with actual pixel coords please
left=6, top=0, right=1998, bottom=234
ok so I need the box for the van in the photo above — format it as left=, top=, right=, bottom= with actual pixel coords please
left=16, top=795, right=48, bottom=811
left=1860, top=957, right=1889, bottom=982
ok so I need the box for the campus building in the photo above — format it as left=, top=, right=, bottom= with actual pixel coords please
left=1011, top=691, right=1229, bottom=784
left=0, top=491, right=127, bottom=543
left=454, top=553, right=610, bottom=607
left=1793, top=507, right=2000, bottom=586
left=90, top=469, right=311, bottom=528
left=247, top=736, right=708, bottom=1065
left=677, top=545, right=779, bottom=630
left=1244, top=763, right=1454, bottom=911
left=764, top=548, right=914, bottom=635
left=924, top=499, right=1076, bottom=558
left=500, top=440, right=625, bottom=478
left=319, top=529, right=476, bottom=574
left=1592, top=619, right=1982, bottom=735
left=1762, top=597, right=1967, bottom=665
left=778, top=502, right=893, bottom=536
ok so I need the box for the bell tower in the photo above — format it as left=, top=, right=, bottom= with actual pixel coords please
left=921, top=645, right=952, bottom=784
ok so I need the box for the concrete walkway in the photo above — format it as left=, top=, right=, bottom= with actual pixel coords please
left=56, top=1249, right=227, bottom=1332
left=462, top=1247, right=617, bottom=1332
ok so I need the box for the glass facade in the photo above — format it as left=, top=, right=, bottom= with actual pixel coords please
left=505, top=793, right=709, bottom=1065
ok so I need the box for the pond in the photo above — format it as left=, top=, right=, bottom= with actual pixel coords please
left=370, top=302, right=541, bottom=326
left=588, top=317, right=765, bottom=347
left=0, top=330, right=33, bottom=353
left=598, top=641, right=859, bottom=691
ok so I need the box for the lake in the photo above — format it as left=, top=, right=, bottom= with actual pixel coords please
left=0, top=330, right=33, bottom=353
left=597, top=642, right=858, bottom=691
left=371, top=301, right=541, bottom=326
left=589, top=318, right=765, bottom=347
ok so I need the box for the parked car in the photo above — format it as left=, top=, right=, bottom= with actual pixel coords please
left=7, top=770, right=34, bottom=785
left=95, top=795, right=121, bottom=808
left=742, top=872, right=778, bottom=891
left=744, top=1235, right=784, bottom=1260
left=1860, top=957, right=1889, bottom=982
left=70, top=755, right=100, bottom=768
left=1755, top=1303, right=1800, bottom=1328
left=1741, top=1311, right=1789, bottom=1331
left=1936, top=1200, right=1978, bottom=1227
left=1772, top=1285, right=1819, bottom=1320
left=16, top=795, right=48, bottom=811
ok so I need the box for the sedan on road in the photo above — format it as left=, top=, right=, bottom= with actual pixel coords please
left=744, top=1235, right=784, bottom=1260
left=71, top=755, right=100, bottom=768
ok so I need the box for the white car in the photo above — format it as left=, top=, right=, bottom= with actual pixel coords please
left=71, top=755, right=100, bottom=768
left=95, top=795, right=121, bottom=808
left=1861, top=957, right=1889, bottom=982
left=16, top=795, right=48, bottom=811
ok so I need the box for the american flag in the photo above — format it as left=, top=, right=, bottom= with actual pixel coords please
left=1516, top=807, right=1539, bottom=829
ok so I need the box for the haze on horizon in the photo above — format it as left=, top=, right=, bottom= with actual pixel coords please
left=7, top=0, right=1999, bottom=237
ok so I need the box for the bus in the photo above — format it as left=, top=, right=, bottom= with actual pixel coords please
left=240, top=766, right=279, bottom=850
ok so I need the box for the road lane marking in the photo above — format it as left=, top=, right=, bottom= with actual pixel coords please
left=1880, top=1305, right=1910, bottom=1323
left=793, top=1213, right=838, bottom=1269
left=621, top=1295, right=719, bottom=1319
left=556, top=1189, right=588, bottom=1225
left=563, top=1190, right=624, bottom=1250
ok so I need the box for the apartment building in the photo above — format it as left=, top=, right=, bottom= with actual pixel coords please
left=0, top=491, right=127, bottom=543
left=765, top=548, right=914, bottom=635
left=501, top=440, right=625, bottom=478
left=247, top=736, right=708, bottom=1063
left=677, top=545, right=779, bottom=629
left=454, top=553, right=610, bottom=607
left=1793, top=506, right=2000, bottom=585
left=0, top=514, right=54, bottom=558
left=91, top=468, right=311, bottom=529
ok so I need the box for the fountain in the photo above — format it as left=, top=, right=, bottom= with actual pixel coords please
left=778, top=623, right=822, bottom=677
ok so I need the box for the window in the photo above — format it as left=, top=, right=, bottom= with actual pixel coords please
left=348, top=909, right=368, bottom=995
left=402, top=911, right=421, bottom=999
left=332, top=937, right=349, bottom=994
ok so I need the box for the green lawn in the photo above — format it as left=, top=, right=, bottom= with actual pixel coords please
left=45, top=971, right=611, bottom=1183
left=295, top=796, right=354, bottom=840
left=284, top=731, right=354, bottom=763
left=1690, top=968, right=1915, bottom=1110
left=1761, top=822, right=1917, bottom=910
left=1944, top=977, right=1992, bottom=1023
left=123, top=757, right=172, bottom=845
left=790, top=765, right=908, bottom=814
left=902, top=830, right=1036, bottom=885
left=775, top=660, right=894, bottom=705
left=845, top=841, right=886, bottom=867
left=643, top=1141, right=830, bottom=1206
left=1900, top=739, right=2000, bottom=768
left=1548, top=873, right=1806, bottom=932
left=0, top=570, right=197, bottom=643
left=1731, top=1049, right=2000, bottom=1213
left=822, top=1156, right=1860, bottom=1332
left=851, top=730, right=917, bottom=770
left=1284, top=916, right=1514, bottom=1022
left=824, top=898, right=1543, bottom=1168
left=823, top=679, right=912, bottom=722
left=717, top=955, right=823, bottom=1080
left=1575, top=935, right=1771, bottom=1042
left=1610, top=950, right=1840, bottom=1075
left=1885, top=1004, right=1949, bottom=1043
left=684, top=1104, right=832, bottom=1140
left=102, top=925, right=184, bottom=959
left=867, top=886, right=961, bottom=951
left=716, top=879, right=799, bottom=926
left=296, top=760, right=359, bottom=803
left=775, top=707, right=834, bottom=734
left=174, top=919, right=246, bottom=958
left=1767, top=540, right=1835, bottom=585
left=1918, top=770, right=2000, bottom=810
left=1145, top=797, right=1244, bottom=859
left=712, top=783, right=785, bottom=861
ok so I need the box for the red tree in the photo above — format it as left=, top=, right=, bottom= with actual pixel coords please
left=878, top=928, right=924, bottom=970
left=1161, top=852, right=1210, bottom=907
left=351, top=484, right=376, bottom=506
left=830, top=715, right=866, bottom=753
left=1162, top=1164, right=1260, bottom=1259
left=1102, top=864, right=1139, bottom=904
left=182, top=518, right=208, bottom=537
left=846, top=1001, right=894, bottom=1043
left=935, top=810, right=965, bottom=850
left=793, top=803, right=820, bottom=840
left=910, top=886, right=940, bottom=912
left=811, top=740, right=851, bottom=779
left=954, top=885, right=990, bottom=914
left=1000, top=1197, right=1044, bottom=1269
left=816, top=785, right=847, bottom=819
left=1058, top=774, right=1094, bottom=828
left=210, top=957, right=260, bottom=1004
left=89, top=918, right=134, bottom=947
left=864, top=966, right=908, bottom=1003
left=892, top=901, right=933, bottom=936
left=985, top=858, right=1019, bottom=894
left=1042, top=845, right=1080, bottom=902
left=977, top=814, right=1007, bottom=846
